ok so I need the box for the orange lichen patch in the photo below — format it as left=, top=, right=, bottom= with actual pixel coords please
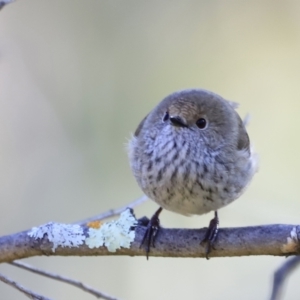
left=281, top=227, right=299, bottom=253
left=87, top=220, right=103, bottom=229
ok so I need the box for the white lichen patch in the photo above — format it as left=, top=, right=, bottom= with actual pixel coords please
left=86, top=208, right=137, bottom=252
left=281, top=227, right=299, bottom=253
left=28, top=222, right=85, bottom=252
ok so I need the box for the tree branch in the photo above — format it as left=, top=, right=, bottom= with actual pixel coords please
left=0, top=219, right=299, bottom=263
left=0, top=0, right=14, bottom=10
left=0, top=272, right=52, bottom=300
left=270, top=256, right=300, bottom=300
left=10, top=261, right=119, bottom=300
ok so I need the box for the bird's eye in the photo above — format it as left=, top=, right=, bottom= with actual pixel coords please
left=196, top=118, right=207, bottom=129
left=162, top=111, right=169, bottom=122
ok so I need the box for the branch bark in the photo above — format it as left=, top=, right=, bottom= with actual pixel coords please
left=0, top=223, right=299, bottom=263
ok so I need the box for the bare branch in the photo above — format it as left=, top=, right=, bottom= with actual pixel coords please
left=0, top=272, right=52, bottom=300
left=10, top=261, right=120, bottom=300
left=0, top=0, right=14, bottom=10
left=77, top=195, right=148, bottom=225
left=270, top=256, right=300, bottom=300
left=0, top=223, right=299, bottom=263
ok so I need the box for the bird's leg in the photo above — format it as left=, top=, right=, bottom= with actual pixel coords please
left=202, top=211, right=219, bottom=259
left=140, top=207, right=163, bottom=259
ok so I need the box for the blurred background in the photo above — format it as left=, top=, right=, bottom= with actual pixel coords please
left=0, top=1, right=300, bottom=299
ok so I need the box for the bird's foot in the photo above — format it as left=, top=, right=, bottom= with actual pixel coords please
left=140, top=207, right=163, bottom=259
left=201, top=211, right=219, bottom=259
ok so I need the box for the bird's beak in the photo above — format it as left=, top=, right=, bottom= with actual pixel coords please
left=169, top=116, right=187, bottom=128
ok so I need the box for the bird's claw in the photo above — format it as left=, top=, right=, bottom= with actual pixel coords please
left=201, top=211, right=219, bottom=259
left=140, top=207, right=163, bottom=259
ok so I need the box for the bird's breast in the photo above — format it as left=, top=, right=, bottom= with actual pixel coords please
left=130, top=129, right=256, bottom=216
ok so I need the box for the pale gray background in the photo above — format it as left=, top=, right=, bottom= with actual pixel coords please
left=0, top=1, right=300, bottom=299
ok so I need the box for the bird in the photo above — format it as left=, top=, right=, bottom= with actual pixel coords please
left=128, top=88, right=258, bottom=258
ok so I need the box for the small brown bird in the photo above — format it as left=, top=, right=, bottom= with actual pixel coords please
left=128, top=89, right=258, bottom=258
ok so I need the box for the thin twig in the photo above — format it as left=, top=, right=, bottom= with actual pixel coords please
left=270, top=256, right=300, bottom=300
left=10, top=261, right=119, bottom=300
left=77, top=195, right=148, bottom=225
left=0, top=272, right=52, bottom=300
